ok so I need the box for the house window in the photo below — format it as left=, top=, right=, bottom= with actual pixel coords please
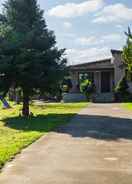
left=79, top=72, right=94, bottom=82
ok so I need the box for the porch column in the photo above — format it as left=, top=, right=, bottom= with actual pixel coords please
left=94, top=71, right=101, bottom=93
left=70, top=71, right=79, bottom=93
left=110, top=71, right=114, bottom=92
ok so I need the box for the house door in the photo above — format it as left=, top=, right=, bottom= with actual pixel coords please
left=101, top=72, right=111, bottom=93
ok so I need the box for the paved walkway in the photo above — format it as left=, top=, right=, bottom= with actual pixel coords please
left=0, top=103, right=132, bottom=184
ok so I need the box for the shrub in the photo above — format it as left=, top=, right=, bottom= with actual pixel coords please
left=62, top=78, right=73, bottom=93
left=115, top=77, right=132, bottom=102
left=80, top=79, right=95, bottom=99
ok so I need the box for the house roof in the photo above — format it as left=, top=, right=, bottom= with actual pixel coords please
left=69, top=58, right=112, bottom=68
left=69, top=49, right=123, bottom=70
left=69, top=58, right=114, bottom=72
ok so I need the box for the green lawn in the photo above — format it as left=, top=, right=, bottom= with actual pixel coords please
left=0, top=102, right=87, bottom=168
left=123, top=103, right=132, bottom=110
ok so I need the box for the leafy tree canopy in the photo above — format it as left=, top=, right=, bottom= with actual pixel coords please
left=0, top=0, right=67, bottom=116
left=123, top=27, right=132, bottom=73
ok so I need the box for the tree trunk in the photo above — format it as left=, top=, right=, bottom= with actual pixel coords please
left=22, top=90, right=30, bottom=117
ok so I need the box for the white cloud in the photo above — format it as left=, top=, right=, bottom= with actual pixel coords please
left=63, top=22, right=72, bottom=29
left=66, top=47, right=111, bottom=65
left=76, top=33, right=122, bottom=46
left=76, top=36, right=98, bottom=45
left=116, top=25, right=123, bottom=29
left=101, top=34, right=122, bottom=42
left=57, top=33, right=76, bottom=38
left=47, top=0, right=104, bottom=18
left=93, top=3, right=132, bottom=23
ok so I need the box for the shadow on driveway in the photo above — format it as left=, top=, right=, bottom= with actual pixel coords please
left=3, top=113, right=132, bottom=141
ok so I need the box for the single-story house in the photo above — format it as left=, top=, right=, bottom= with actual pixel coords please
left=64, top=50, right=132, bottom=102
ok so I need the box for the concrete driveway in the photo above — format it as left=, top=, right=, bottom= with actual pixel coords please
left=0, top=103, right=132, bottom=184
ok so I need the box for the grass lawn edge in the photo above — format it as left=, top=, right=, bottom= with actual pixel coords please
left=0, top=102, right=88, bottom=170
left=122, top=103, right=132, bottom=111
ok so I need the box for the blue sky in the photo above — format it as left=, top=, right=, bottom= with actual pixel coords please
left=0, top=0, right=132, bottom=65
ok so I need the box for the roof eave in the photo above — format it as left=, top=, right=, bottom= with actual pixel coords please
left=69, top=58, right=112, bottom=68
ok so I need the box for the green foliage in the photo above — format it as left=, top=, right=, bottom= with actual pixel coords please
left=118, top=27, right=132, bottom=102
left=80, top=79, right=95, bottom=99
left=122, top=27, right=132, bottom=73
left=61, top=78, right=73, bottom=93
left=80, top=79, right=91, bottom=93
left=0, top=102, right=87, bottom=168
left=115, top=77, right=129, bottom=94
left=0, top=0, right=67, bottom=116
left=115, top=77, right=131, bottom=102
left=123, top=103, right=132, bottom=110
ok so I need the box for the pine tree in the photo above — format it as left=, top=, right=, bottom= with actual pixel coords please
left=0, top=0, right=66, bottom=116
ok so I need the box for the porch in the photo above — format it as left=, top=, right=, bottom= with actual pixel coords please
left=69, top=59, right=115, bottom=94
left=70, top=69, right=115, bottom=94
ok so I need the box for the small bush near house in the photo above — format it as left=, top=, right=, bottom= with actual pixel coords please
left=62, top=78, right=73, bottom=93
left=115, top=77, right=132, bottom=102
left=80, top=79, right=95, bottom=100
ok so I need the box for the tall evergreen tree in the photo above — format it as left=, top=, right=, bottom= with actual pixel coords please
left=0, top=0, right=66, bottom=116
left=123, top=27, right=132, bottom=74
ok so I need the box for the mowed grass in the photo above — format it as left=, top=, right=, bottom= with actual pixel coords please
left=0, top=102, right=87, bottom=168
left=123, top=103, right=132, bottom=110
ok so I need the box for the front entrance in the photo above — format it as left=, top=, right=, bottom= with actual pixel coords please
left=101, top=72, right=111, bottom=93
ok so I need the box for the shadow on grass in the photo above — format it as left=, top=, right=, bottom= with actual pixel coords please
left=3, top=114, right=75, bottom=133
left=3, top=113, right=132, bottom=141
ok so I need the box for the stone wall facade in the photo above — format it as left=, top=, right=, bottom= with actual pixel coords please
left=111, top=50, right=125, bottom=85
